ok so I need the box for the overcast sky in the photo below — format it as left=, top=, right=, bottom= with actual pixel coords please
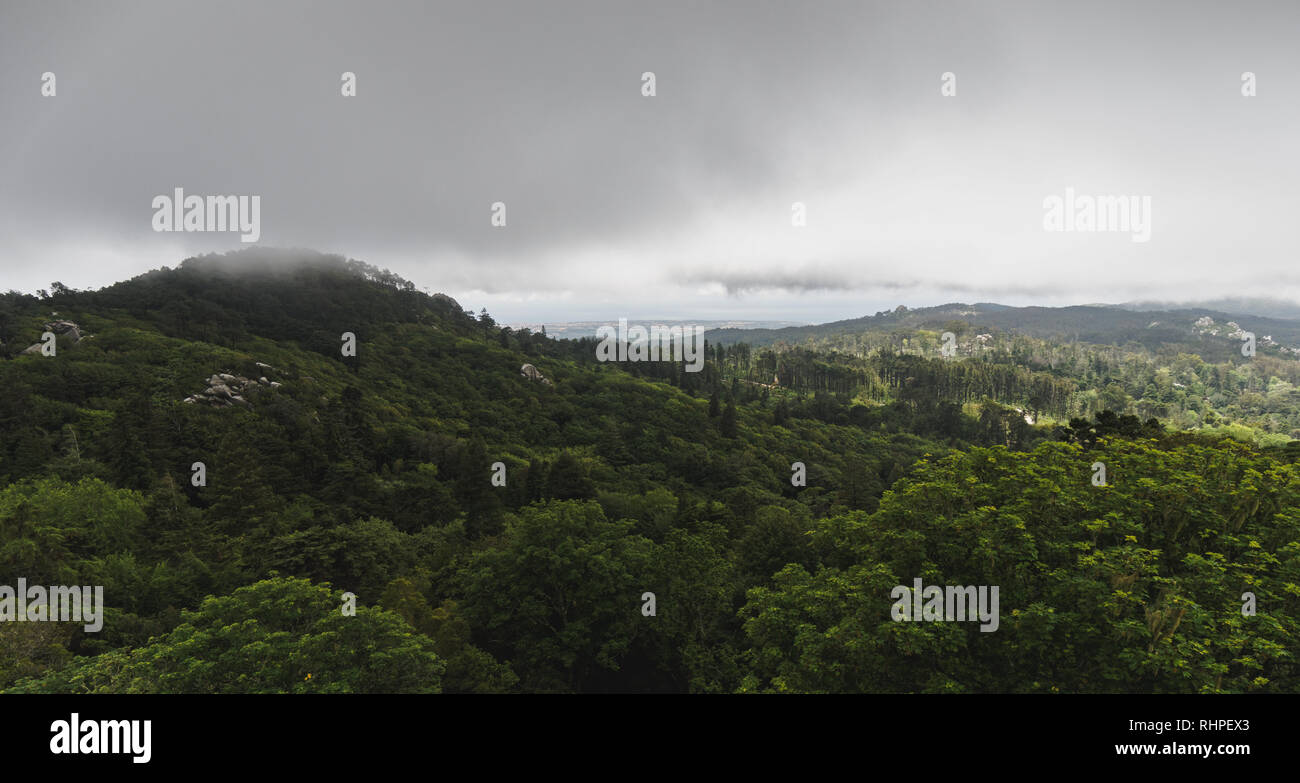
left=2, top=0, right=1298, bottom=325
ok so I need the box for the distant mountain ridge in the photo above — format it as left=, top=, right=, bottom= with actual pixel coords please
left=1116, top=297, right=1300, bottom=321
left=706, top=301, right=1300, bottom=358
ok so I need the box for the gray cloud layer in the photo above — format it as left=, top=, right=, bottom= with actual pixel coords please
left=2, top=1, right=1298, bottom=323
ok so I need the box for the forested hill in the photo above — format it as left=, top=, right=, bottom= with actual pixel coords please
left=1, top=248, right=477, bottom=355
left=707, top=301, right=1300, bottom=357
left=0, top=249, right=1296, bottom=694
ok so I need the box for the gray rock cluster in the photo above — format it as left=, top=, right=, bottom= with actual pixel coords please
left=520, top=363, right=552, bottom=386
left=183, top=367, right=282, bottom=407
left=20, top=320, right=89, bottom=354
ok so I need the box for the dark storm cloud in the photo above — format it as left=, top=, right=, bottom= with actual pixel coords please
left=683, top=265, right=1067, bottom=299
left=1, top=1, right=961, bottom=250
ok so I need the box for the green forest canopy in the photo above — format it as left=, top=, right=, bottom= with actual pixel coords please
left=0, top=250, right=1295, bottom=693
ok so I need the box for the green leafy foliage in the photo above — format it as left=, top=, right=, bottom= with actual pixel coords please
left=10, top=577, right=444, bottom=693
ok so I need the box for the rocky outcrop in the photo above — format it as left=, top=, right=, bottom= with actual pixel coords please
left=183, top=368, right=283, bottom=407
left=46, top=320, right=85, bottom=342
left=20, top=320, right=89, bottom=354
left=520, top=363, right=552, bottom=386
